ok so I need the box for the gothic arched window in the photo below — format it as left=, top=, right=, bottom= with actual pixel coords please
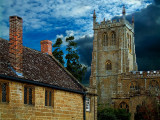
left=103, top=33, right=108, bottom=46
left=119, top=102, right=129, bottom=112
left=149, top=80, right=159, bottom=91
left=129, top=81, right=139, bottom=91
left=111, top=31, right=116, bottom=45
left=106, top=60, right=112, bottom=70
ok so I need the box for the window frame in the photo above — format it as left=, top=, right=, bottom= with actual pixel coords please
left=129, top=82, right=139, bottom=91
left=24, top=85, right=35, bottom=105
left=45, top=88, right=54, bottom=107
left=149, top=80, right=159, bottom=91
left=106, top=60, right=112, bottom=70
left=0, top=81, right=9, bottom=103
left=111, top=31, right=116, bottom=45
left=119, top=102, right=129, bottom=112
left=103, top=32, right=108, bottom=46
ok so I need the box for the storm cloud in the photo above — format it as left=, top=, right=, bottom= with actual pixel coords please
left=77, top=36, right=93, bottom=84
left=133, top=0, right=160, bottom=70
left=77, top=0, right=160, bottom=84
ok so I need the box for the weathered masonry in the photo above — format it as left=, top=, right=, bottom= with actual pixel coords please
left=90, top=6, right=160, bottom=120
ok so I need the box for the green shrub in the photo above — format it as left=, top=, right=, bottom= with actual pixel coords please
left=98, top=104, right=131, bottom=120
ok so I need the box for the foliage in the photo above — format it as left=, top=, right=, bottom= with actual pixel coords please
left=98, top=104, right=131, bottom=120
left=65, top=36, right=87, bottom=82
left=52, top=36, right=87, bottom=82
left=115, top=109, right=131, bottom=120
left=52, top=38, right=64, bottom=65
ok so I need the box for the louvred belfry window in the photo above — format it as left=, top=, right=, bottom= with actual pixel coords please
left=106, top=60, right=112, bottom=70
left=111, top=31, right=116, bottom=45
left=0, top=82, right=9, bottom=103
left=103, top=33, right=108, bottom=46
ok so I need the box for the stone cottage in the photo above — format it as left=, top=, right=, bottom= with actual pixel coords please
left=0, top=16, right=97, bottom=120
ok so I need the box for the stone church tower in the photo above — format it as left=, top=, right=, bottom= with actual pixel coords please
left=90, top=6, right=138, bottom=104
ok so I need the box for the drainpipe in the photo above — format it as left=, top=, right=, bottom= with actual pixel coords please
left=83, top=93, right=86, bottom=120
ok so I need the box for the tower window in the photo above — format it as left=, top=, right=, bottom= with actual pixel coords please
left=129, top=35, right=132, bottom=53
left=111, top=31, right=116, bottom=45
left=103, top=33, right=108, bottom=46
left=127, top=33, right=129, bottom=48
left=106, top=60, right=112, bottom=70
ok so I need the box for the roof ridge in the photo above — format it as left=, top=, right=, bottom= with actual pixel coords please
left=0, top=38, right=42, bottom=54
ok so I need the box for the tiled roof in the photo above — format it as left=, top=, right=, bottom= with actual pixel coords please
left=0, top=38, right=86, bottom=92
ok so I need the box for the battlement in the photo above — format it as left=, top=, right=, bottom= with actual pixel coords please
left=94, top=18, right=134, bottom=30
left=121, top=70, right=160, bottom=78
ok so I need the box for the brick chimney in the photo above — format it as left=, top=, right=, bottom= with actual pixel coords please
left=40, top=40, right=52, bottom=55
left=9, top=16, right=23, bottom=74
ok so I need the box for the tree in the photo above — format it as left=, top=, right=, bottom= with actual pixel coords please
left=52, top=38, right=64, bottom=65
left=65, top=36, right=87, bottom=82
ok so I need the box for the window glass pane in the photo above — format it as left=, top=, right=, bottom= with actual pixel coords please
left=49, top=91, right=51, bottom=106
left=29, top=88, right=32, bottom=105
left=2, top=83, right=6, bottom=102
left=45, top=90, right=48, bottom=106
left=24, top=87, right=27, bottom=104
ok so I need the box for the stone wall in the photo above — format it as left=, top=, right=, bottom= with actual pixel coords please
left=113, top=71, right=160, bottom=120
left=86, top=87, right=97, bottom=120
left=0, top=79, right=84, bottom=120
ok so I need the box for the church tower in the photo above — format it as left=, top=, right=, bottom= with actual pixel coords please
left=90, top=7, right=138, bottom=104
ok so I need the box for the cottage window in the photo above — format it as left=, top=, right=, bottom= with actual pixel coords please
left=86, top=98, right=90, bottom=112
left=29, top=88, right=32, bottom=105
left=0, top=82, right=9, bottom=102
left=24, top=86, right=35, bottom=105
left=45, top=89, right=53, bottom=107
left=24, top=87, right=27, bottom=104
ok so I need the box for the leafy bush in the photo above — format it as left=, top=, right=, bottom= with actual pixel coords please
left=98, top=104, right=131, bottom=120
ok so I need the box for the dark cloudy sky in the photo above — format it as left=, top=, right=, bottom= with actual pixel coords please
left=0, top=0, right=160, bottom=84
